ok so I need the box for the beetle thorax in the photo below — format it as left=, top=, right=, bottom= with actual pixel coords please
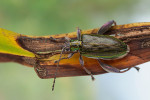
left=70, top=40, right=82, bottom=46
left=70, top=40, right=82, bottom=52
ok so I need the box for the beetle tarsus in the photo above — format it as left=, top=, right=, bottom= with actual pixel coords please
left=77, top=27, right=82, bottom=41
left=79, top=54, right=95, bottom=80
left=91, top=75, right=95, bottom=81
left=49, top=37, right=58, bottom=42
left=133, top=66, right=140, bottom=72
left=97, top=20, right=116, bottom=35
left=52, top=78, right=56, bottom=91
left=97, top=59, right=131, bottom=73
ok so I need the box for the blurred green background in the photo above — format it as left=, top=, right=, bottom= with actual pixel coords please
left=0, top=0, right=150, bottom=100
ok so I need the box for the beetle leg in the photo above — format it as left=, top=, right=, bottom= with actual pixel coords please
left=97, top=59, right=131, bottom=73
left=77, top=27, right=82, bottom=41
left=54, top=53, right=75, bottom=63
left=133, top=66, right=140, bottom=72
left=97, top=20, right=116, bottom=35
left=52, top=46, right=71, bottom=91
left=64, top=37, right=71, bottom=42
left=49, top=37, right=58, bottom=42
left=50, top=36, right=71, bottom=43
left=79, top=54, right=95, bottom=80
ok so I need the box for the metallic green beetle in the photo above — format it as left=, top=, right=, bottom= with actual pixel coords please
left=52, top=20, right=137, bottom=90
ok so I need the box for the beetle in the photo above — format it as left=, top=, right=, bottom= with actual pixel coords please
left=51, top=20, right=139, bottom=90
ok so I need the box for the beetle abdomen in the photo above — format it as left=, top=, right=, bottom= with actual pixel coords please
left=80, top=34, right=129, bottom=59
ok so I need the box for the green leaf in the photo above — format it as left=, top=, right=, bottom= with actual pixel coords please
left=0, top=28, right=35, bottom=57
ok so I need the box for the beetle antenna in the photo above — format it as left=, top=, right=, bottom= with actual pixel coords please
left=52, top=46, right=67, bottom=91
